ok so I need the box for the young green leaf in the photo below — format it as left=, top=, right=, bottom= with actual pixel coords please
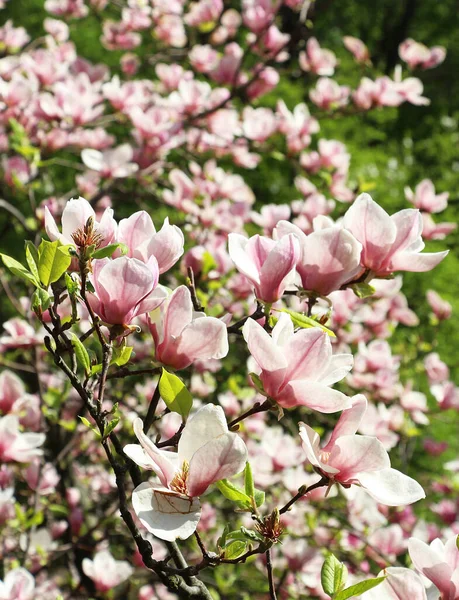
left=223, top=540, right=248, bottom=560
left=158, top=368, right=193, bottom=418
left=321, top=553, right=348, bottom=597
left=92, top=243, right=122, bottom=260
left=215, top=479, right=252, bottom=509
left=0, top=253, right=40, bottom=287
left=31, top=288, right=51, bottom=313
left=334, top=577, right=386, bottom=600
left=25, top=241, right=39, bottom=281
left=349, top=282, right=375, bottom=299
left=70, top=333, right=91, bottom=375
left=37, top=240, right=72, bottom=287
left=275, top=308, right=335, bottom=337
left=244, top=462, right=255, bottom=498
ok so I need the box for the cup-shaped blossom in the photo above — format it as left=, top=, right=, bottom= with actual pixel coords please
left=81, top=144, right=139, bottom=179
left=0, top=568, right=35, bottom=600
left=299, top=395, right=425, bottom=505
left=408, top=536, right=459, bottom=600
left=148, top=286, right=228, bottom=370
left=87, top=256, right=166, bottom=327
left=45, top=196, right=116, bottom=248
left=117, top=211, right=184, bottom=274
left=405, top=179, right=449, bottom=213
left=228, top=233, right=300, bottom=303
left=82, top=550, right=133, bottom=593
left=243, top=313, right=353, bottom=412
left=361, top=567, right=427, bottom=599
left=0, top=415, right=45, bottom=463
left=124, top=405, right=248, bottom=541
left=275, top=220, right=362, bottom=296
left=342, top=193, right=448, bottom=276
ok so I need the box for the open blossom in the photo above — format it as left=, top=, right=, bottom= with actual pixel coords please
left=405, top=179, right=449, bottom=213
left=408, top=535, right=459, bottom=599
left=275, top=220, right=362, bottom=296
left=361, top=567, right=427, bottom=599
left=148, top=286, right=229, bottom=370
left=228, top=233, right=300, bottom=303
left=343, top=36, right=370, bottom=63
left=243, top=313, right=353, bottom=412
left=309, top=77, right=350, bottom=110
left=0, top=415, right=45, bottom=463
left=87, top=257, right=166, bottom=327
left=45, top=196, right=116, bottom=248
left=0, top=568, right=35, bottom=600
left=82, top=550, right=133, bottom=593
left=342, top=193, right=448, bottom=276
left=299, top=395, right=425, bottom=505
left=299, top=37, right=336, bottom=76
left=117, top=211, right=184, bottom=274
left=124, top=405, right=248, bottom=541
left=399, top=38, right=446, bottom=70
left=81, top=144, right=139, bottom=178
left=426, top=290, right=452, bottom=320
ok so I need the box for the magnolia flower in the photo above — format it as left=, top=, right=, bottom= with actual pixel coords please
left=299, top=37, right=336, bottom=76
left=82, top=550, right=133, bottom=593
left=148, top=286, right=228, bottom=370
left=299, top=395, right=425, bottom=505
left=343, top=36, right=370, bottom=64
left=124, top=405, right=248, bottom=541
left=361, top=567, right=427, bottom=599
left=45, top=196, right=116, bottom=248
left=0, top=568, right=35, bottom=600
left=243, top=313, right=353, bottom=412
left=405, top=179, right=449, bottom=213
left=408, top=536, right=459, bottom=600
left=117, top=211, right=184, bottom=274
left=87, top=257, right=166, bottom=327
left=426, top=290, right=452, bottom=320
left=275, top=220, right=362, bottom=296
left=0, top=415, right=45, bottom=463
left=399, top=38, right=446, bottom=70
left=228, top=233, right=300, bottom=303
left=81, top=144, right=139, bottom=178
left=342, top=193, right=448, bottom=276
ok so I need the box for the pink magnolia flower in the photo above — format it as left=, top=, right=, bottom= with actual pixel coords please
left=421, top=213, right=457, bottom=240
left=361, top=567, right=427, bottom=599
left=0, top=568, right=35, bottom=600
left=276, top=101, right=320, bottom=153
left=124, top=405, right=248, bottom=541
left=81, top=144, right=139, bottom=178
left=427, top=290, right=452, bottom=320
left=148, top=286, right=228, bottom=370
left=399, top=39, right=446, bottom=70
left=0, top=370, right=25, bottom=414
left=87, top=257, right=166, bottom=327
left=424, top=352, right=449, bottom=384
left=117, top=211, right=184, bottom=274
left=408, top=536, right=459, bottom=599
left=299, top=37, right=337, bottom=76
left=275, top=220, right=362, bottom=296
left=250, top=204, right=291, bottom=234
left=343, top=36, right=370, bottom=64
left=243, top=313, right=353, bottom=412
left=342, top=193, right=448, bottom=276
left=299, top=395, right=425, bottom=505
left=309, top=77, right=350, bottom=110
left=405, top=179, right=449, bottom=213
left=0, top=415, right=45, bottom=463
left=228, top=233, right=300, bottom=303
left=45, top=196, right=116, bottom=248
left=82, top=550, right=133, bottom=593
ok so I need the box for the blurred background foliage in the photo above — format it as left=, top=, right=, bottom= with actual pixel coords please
left=1, top=0, right=458, bottom=500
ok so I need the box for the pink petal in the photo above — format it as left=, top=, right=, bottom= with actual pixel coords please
left=390, top=250, right=449, bottom=272
left=280, top=381, right=352, bottom=412
left=162, top=286, right=193, bottom=342
left=408, top=538, right=452, bottom=596
left=118, top=211, right=156, bottom=259
left=148, top=218, right=184, bottom=274
left=228, top=233, right=261, bottom=285
left=258, top=234, right=299, bottom=301
left=61, top=197, right=95, bottom=241
left=358, top=467, right=425, bottom=506
left=178, top=404, right=228, bottom=464
left=324, top=394, right=367, bottom=449
left=187, top=432, right=248, bottom=497
left=330, top=435, right=390, bottom=480
left=176, top=316, right=229, bottom=364
left=283, top=328, right=330, bottom=383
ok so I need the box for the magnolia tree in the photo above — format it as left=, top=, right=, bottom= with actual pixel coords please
left=0, top=0, right=458, bottom=599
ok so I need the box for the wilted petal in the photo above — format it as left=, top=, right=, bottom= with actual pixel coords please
left=132, top=482, right=201, bottom=541
left=187, top=432, right=248, bottom=497
left=358, top=467, right=425, bottom=506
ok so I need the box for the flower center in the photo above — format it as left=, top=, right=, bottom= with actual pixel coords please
left=170, top=460, right=190, bottom=496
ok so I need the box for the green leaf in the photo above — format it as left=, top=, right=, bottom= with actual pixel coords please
left=276, top=308, right=335, bottom=337
left=37, top=240, right=72, bottom=286
left=92, top=243, right=123, bottom=260
left=224, top=540, right=248, bottom=560
left=158, top=368, right=193, bottom=418
left=25, top=241, right=40, bottom=281
left=65, top=273, right=79, bottom=295
left=216, top=479, right=252, bottom=509
left=349, top=282, right=375, bottom=299
left=0, top=253, right=40, bottom=287
left=253, top=490, right=265, bottom=508
left=244, top=462, right=255, bottom=498
left=456, top=534, right=459, bottom=552
left=249, top=372, right=266, bottom=395
left=78, top=415, right=101, bottom=439
left=31, top=288, right=51, bottom=313
left=239, top=526, right=264, bottom=542
left=103, top=416, right=120, bottom=439
left=321, top=553, right=348, bottom=597
left=70, top=333, right=90, bottom=375
left=112, top=345, right=133, bottom=367
left=217, top=523, right=231, bottom=549
left=334, top=577, right=386, bottom=600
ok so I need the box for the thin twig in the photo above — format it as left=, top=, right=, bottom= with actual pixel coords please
left=266, top=548, right=278, bottom=600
